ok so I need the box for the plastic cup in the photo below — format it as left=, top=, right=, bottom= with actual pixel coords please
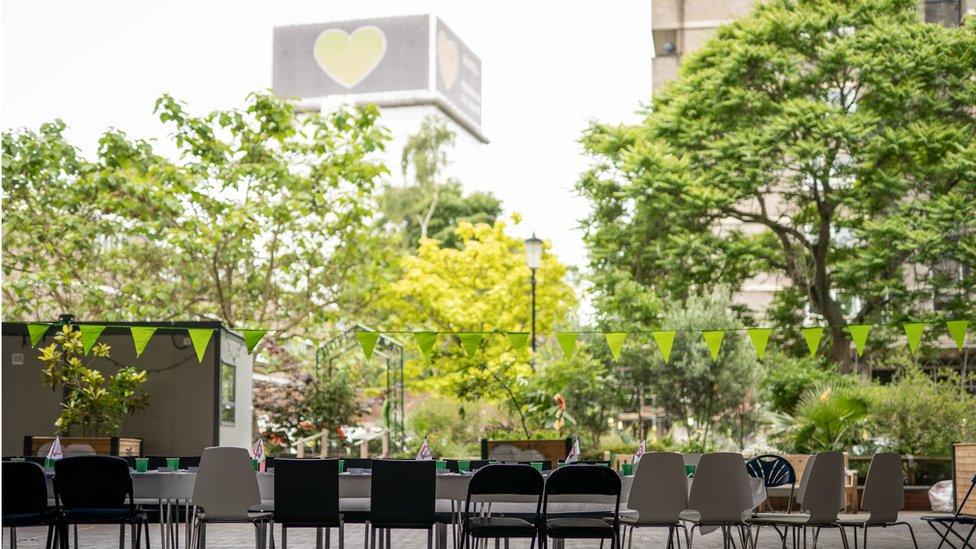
left=252, top=459, right=259, bottom=472
left=135, top=458, right=149, bottom=473
left=166, top=457, right=180, bottom=471
left=458, top=460, right=470, bottom=473
left=685, top=464, right=696, bottom=478
left=338, top=459, right=345, bottom=473
left=621, top=462, right=634, bottom=476
left=436, top=460, right=447, bottom=472
left=44, top=458, right=55, bottom=470
left=531, top=462, right=543, bottom=472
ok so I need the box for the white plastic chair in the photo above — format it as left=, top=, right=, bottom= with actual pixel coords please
left=747, top=451, right=850, bottom=548
left=838, top=452, right=918, bottom=548
left=190, top=447, right=273, bottom=548
left=679, top=452, right=753, bottom=547
left=618, top=452, right=689, bottom=548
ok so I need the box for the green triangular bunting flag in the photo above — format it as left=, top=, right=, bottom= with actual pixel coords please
left=27, top=323, right=50, bottom=347
left=847, top=325, right=871, bottom=357
left=702, top=330, right=725, bottom=361
left=242, top=329, right=268, bottom=354
left=459, top=333, right=484, bottom=358
left=507, top=332, right=530, bottom=353
left=652, top=331, right=676, bottom=363
left=801, top=327, right=823, bottom=357
left=357, top=332, right=380, bottom=360
left=414, top=332, right=438, bottom=360
left=130, top=327, right=157, bottom=358
left=188, top=328, right=214, bottom=363
left=903, top=323, right=925, bottom=354
left=80, top=325, right=107, bottom=356
left=947, top=320, right=969, bottom=350
left=747, top=328, right=772, bottom=360
left=556, top=332, right=577, bottom=359
left=605, top=332, right=627, bottom=362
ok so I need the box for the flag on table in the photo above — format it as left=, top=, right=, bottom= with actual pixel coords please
left=251, top=437, right=266, bottom=471
left=565, top=437, right=581, bottom=464
left=632, top=439, right=646, bottom=464
left=47, top=436, right=64, bottom=461
left=416, top=437, right=433, bottom=461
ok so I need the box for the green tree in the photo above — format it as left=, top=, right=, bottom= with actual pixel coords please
left=578, top=0, right=976, bottom=370
left=759, top=353, right=852, bottom=414
left=646, top=288, right=762, bottom=449
left=378, top=115, right=501, bottom=249
left=385, top=217, right=576, bottom=437
left=3, top=94, right=389, bottom=343
left=776, top=382, right=873, bottom=453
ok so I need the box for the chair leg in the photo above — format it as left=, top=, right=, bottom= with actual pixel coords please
left=281, top=526, right=287, bottom=549
left=339, top=518, right=345, bottom=549
left=428, top=527, right=433, bottom=549
left=862, top=525, right=867, bottom=549
left=199, top=522, right=206, bottom=549
left=75, top=525, right=79, bottom=548
left=369, top=526, right=376, bottom=549
left=136, top=521, right=143, bottom=549
left=835, top=525, right=849, bottom=549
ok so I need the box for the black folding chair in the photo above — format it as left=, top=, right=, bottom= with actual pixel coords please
left=923, top=473, right=976, bottom=549
left=368, top=459, right=436, bottom=549
left=274, top=458, right=343, bottom=548
left=541, top=464, right=620, bottom=549
left=746, top=454, right=797, bottom=512
left=3, top=461, right=59, bottom=549
left=460, top=464, right=543, bottom=548
left=54, top=455, right=150, bottom=548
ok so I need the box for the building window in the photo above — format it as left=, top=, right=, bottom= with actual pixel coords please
left=220, top=362, right=236, bottom=426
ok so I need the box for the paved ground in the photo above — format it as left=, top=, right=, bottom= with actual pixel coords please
left=4, top=513, right=946, bottom=548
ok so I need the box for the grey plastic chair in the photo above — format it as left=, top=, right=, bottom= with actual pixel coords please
left=838, top=452, right=917, bottom=549
left=679, top=452, right=753, bottom=548
left=747, top=451, right=850, bottom=549
left=190, top=447, right=273, bottom=548
left=617, top=452, right=689, bottom=548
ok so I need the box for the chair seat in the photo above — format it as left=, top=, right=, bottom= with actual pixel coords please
left=468, top=516, right=536, bottom=538
left=679, top=510, right=748, bottom=525
left=836, top=513, right=871, bottom=525
left=198, top=511, right=272, bottom=523
left=922, top=514, right=976, bottom=524
left=3, top=509, right=58, bottom=527
left=546, top=517, right=615, bottom=539
left=746, top=514, right=812, bottom=526
left=62, top=507, right=147, bottom=524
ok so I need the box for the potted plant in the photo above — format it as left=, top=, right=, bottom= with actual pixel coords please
left=26, top=325, right=149, bottom=457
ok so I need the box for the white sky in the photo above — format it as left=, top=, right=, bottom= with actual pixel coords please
left=1, top=0, right=653, bottom=269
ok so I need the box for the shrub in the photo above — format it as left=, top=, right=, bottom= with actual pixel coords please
left=759, top=353, right=853, bottom=414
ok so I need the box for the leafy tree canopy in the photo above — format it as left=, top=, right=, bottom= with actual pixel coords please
left=578, top=0, right=976, bottom=369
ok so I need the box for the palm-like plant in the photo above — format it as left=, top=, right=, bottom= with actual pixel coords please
left=775, top=382, right=872, bottom=453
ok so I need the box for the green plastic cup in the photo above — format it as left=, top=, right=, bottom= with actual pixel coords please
left=436, top=460, right=447, bottom=471
left=44, top=458, right=55, bottom=470
left=166, top=457, right=180, bottom=471
left=338, top=459, right=345, bottom=473
left=135, top=458, right=149, bottom=473
left=621, top=462, right=634, bottom=476
left=685, top=464, right=696, bottom=478
left=458, top=460, right=470, bottom=473
left=252, top=459, right=259, bottom=472
left=531, top=462, right=543, bottom=472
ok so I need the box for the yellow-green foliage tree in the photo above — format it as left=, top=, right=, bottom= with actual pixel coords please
left=386, top=216, right=576, bottom=436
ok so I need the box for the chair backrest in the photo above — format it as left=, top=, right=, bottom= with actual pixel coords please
left=746, top=454, right=797, bottom=488
left=628, top=452, right=688, bottom=524
left=859, top=452, right=904, bottom=524
left=543, top=464, right=621, bottom=521
left=191, top=447, right=261, bottom=519
left=54, top=455, right=132, bottom=509
left=794, top=453, right=817, bottom=506
left=274, top=458, right=340, bottom=525
left=686, top=452, right=752, bottom=523
left=466, top=464, right=543, bottom=517
left=345, top=458, right=372, bottom=470
left=469, top=460, right=490, bottom=470
left=180, top=456, right=201, bottom=469
left=369, top=459, right=436, bottom=527
left=799, top=451, right=845, bottom=523
left=682, top=453, right=702, bottom=467
left=3, top=461, right=49, bottom=515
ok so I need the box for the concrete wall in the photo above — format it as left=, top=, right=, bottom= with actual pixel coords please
left=2, top=325, right=251, bottom=456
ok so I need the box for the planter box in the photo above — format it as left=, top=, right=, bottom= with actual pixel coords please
left=24, top=436, right=142, bottom=458
left=954, top=443, right=976, bottom=515
left=481, top=438, right=572, bottom=470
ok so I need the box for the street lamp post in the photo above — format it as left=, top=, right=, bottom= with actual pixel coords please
left=524, top=234, right=543, bottom=361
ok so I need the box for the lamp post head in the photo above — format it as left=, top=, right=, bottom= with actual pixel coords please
left=524, top=233, right=543, bottom=270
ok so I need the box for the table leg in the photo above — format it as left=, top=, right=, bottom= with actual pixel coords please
left=436, top=523, right=448, bottom=549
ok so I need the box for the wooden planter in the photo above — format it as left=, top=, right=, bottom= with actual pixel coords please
left=24, top=436, right=143, bottom=458
left=953, top=443, right=976, bottom=515
left=481, top=438, right=572, bottom=470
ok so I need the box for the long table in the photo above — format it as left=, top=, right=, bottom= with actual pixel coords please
left=44, top=470, right=765, bottom=549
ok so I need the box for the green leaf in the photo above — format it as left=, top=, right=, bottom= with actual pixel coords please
left=188, top=329, right=214, bottom=363
left=556, top=332, right=578, bottom=359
